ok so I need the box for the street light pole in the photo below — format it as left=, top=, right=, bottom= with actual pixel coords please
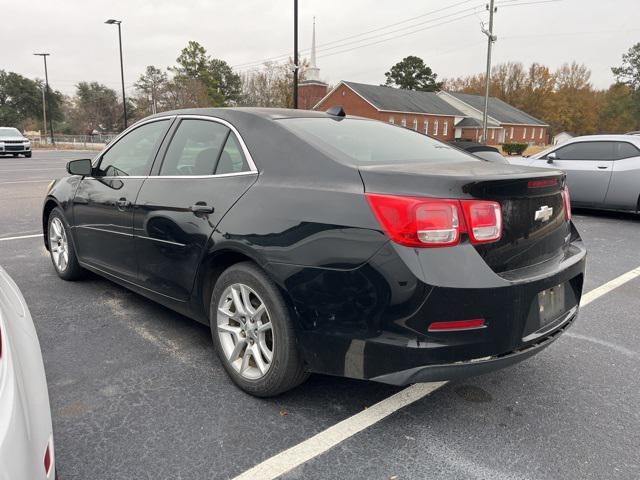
left=293, top=0, right=299, bottom=109
left=33, top=53, right=55, bottom=146
left=41, top=86, right=47, bottom=139
left=105, top=19, right=128, bottom=129
left=481, top=0, right=497, bottom=144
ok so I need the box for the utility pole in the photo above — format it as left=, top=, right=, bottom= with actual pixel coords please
left=105, top=19, right=128, bottom=129
left=293, top=0, right=299, bottom=109
left=481, top=0, right=497, bottom=144
left=34, top=53, right=55, bottom=146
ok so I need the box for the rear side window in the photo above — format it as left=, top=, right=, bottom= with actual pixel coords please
left=160, top=119, right=230, bottom=176
left=553, top=141, right=615, bottom=160
left=613, top=142, right=640, bottom=159
left=215, top=133, right=250, bottom=174
left=279, top=117, right=476, bottom=166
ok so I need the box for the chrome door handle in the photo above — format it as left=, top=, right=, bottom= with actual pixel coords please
left=116, top=198, right=131, bottom=210
left=190, top=202, right=214, bottom=214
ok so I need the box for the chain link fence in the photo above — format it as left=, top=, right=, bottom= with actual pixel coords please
left=27, top=133, right=118, bottom=150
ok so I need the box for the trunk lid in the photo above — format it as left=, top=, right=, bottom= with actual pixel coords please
left=359, top=161, right=570, bottom=273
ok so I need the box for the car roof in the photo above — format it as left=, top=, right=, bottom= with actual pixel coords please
left=569, top=134, right=640, bottom=145
left=148, top=107, right=342, bottom=121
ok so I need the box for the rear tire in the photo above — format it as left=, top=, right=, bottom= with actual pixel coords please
left=47, top=207, right=84, bottom=280
left=210, top=262, right=308, bottom=397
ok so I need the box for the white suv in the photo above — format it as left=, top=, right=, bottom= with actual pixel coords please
left=0, top=127, right=32, bottom=158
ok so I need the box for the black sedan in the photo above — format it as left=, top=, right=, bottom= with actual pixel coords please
left=42, top=108, right=586, bottom=396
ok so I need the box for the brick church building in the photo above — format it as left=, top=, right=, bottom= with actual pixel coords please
left=297, top=25, right=548, bottom=145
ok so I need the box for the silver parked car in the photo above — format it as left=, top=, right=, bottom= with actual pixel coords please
left=510, top=135, right=640, bottom=212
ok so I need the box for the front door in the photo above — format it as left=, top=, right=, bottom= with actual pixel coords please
left=534, top=141, right=614, bottom=206
left=73, top=119, right=172, bottom=281
left=134, top=117, right=258, bottom=300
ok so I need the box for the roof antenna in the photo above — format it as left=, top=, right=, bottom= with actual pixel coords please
left=326, top=105, right=345, bottom=117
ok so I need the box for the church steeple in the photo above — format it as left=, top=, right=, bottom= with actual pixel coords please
left=306, top=16, right=321, bottom=82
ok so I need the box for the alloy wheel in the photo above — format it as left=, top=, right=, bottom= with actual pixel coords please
left=217, top=283, right=274, bottom=380
left=49, top=217, right=69, bottom=272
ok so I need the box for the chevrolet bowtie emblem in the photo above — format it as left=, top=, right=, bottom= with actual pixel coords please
left=534, top=205, right=553, bottom=222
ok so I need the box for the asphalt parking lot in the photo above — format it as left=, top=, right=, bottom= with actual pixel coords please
left=1, top=150, right=639, bottom=480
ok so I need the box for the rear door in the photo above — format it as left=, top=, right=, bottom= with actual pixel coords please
left=134, top=116, right=258, bottom=301
left=73, top=118, right=172, bottom=281
left=534, top=141, right=614, bottom=206
left=603, top=141, right=640, bottom=210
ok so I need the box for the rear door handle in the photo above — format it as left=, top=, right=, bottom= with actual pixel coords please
left=597, top=165, right=609, bottom=170
left=190, top=202, right=214, bottom=214
left=116, top=198, right=131, bottom=210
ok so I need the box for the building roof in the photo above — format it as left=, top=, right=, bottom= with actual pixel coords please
left=455, top=117, right=500, bottom=128
left=447, top=92, right=547, bottom=126
left=343, top=81, right=464, bottom=117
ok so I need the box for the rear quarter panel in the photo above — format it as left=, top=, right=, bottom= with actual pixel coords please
left=604, top=156, right=640, bottom=210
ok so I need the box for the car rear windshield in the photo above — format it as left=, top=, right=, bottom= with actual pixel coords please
left=279, top=117, right=476, bottom=166
left=0, top=128, right=21, bottom=138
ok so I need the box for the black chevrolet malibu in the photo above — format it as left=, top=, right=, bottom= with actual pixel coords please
left=42, top=108, right=586, bottom=396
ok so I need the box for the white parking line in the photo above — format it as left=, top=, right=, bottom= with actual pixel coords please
left=231, top=264, right=640, bottom=480
left=0, top=179, right=51, bottom=185
left=565, top=332, right=639, bottom=360
left=0, top=233, right=43, bottom=242
left=232, top=382, right=446, bottom=480
left=580, top=266, right=640, bottom=307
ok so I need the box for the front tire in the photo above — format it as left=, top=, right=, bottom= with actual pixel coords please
left=47, top=207, right=84, bottom=280
left=210, top=262, right=308, bottom=397
left=25, top=152, right=32, bottom=158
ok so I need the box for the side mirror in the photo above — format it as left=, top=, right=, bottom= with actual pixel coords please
left=546, top=152, right=557, bottom=164
left=67, top=158, right=93, bottom=176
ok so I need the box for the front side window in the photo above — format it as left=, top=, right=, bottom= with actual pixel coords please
left=279, top=117, right=478, bottom=166
left=160, top=119, right=229, bottom=176
left=553, top=141, right=615, bottom=160
left=98, top=120, right=169, bottom=176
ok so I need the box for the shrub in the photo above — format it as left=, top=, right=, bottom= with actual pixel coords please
left=501, top=143, right=528, bottom=155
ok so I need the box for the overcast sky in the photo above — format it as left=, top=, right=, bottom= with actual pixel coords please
left=3, top=0, right=638, bottom=96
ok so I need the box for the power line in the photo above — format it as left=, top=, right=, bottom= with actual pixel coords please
left=232, top=0, right=484, bottom=70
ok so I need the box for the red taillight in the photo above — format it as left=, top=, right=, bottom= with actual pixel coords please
left=44, top=441, right=52, bottom=477
left=365, top=194, right=502, bottom=248
left=561, top=186, right=571, bottom=221
left=460, top=200, right=502, bottom=243
left=428, top=318, right=486, bottom=332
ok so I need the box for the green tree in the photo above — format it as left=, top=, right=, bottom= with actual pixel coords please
left=134, top=65, right=169, bottom=115
left=69, top=81, right=120, bottom=134
left=612, top=42, right=640, bottom=89
left=171, top=41, right=241, bottom=107
left=384, top=56, right=442, bottom=92
left=0, top=70, right=62, bottom=130
left=597, top=83, right=639, bottom=133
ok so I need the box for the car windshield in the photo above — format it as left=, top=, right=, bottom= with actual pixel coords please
left=0, top=127, right=22, bottom=138
left=279, top=117, right=476, bottom=166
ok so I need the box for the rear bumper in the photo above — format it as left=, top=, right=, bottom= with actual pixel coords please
left=286, top=233, right=586, bottom=382
left=372, top=306, right=577, bottom=385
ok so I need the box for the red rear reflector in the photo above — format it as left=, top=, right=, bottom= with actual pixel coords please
left=528, top=178, right=558, bottom=189
left=561, top=186, right=571, bottom=221
left=366, top=194, right=502, bottom=248
left=44, top=442, right=52, bottom=476
left=428, top=318, right=486, bottom=332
